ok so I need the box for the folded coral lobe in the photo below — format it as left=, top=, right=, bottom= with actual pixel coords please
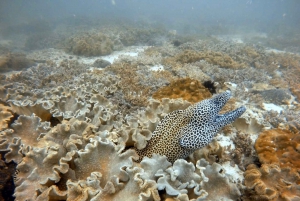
left=136, top=91, right=246, bottom=163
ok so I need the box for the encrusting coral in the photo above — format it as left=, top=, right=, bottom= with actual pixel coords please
left=152, top=77, right=212, bottom=103
left=136, top=91, right=246, bottom=163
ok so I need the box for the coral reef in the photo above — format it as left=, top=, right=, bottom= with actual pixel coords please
left=152, top=77, right=212, bottom=103
left=1, top=22, right=300, bottom=200
left=0, top=64, right=248, bottom=200
left=2, top=59, right=88, bottom=90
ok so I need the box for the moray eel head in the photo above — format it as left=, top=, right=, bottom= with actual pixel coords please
left=180, top=90, right=246, bottom=150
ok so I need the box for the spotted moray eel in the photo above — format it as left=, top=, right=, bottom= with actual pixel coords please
left=136, top=91, right=246, bottom=163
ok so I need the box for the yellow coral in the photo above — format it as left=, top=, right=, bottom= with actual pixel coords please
left=152, top=78, right=212, bottom=103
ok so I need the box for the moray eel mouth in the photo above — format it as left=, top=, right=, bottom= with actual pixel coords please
left=212, top=90, right=246, bottom=124
left=214, top=90, right=232, bottom=108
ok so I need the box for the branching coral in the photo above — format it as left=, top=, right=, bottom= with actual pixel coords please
left=231, top=131, right=256, bottom=170
left=263, top=110, right=300, bottom=132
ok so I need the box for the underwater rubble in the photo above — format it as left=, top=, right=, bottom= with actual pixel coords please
left=0, top=25, right=300, bottom=201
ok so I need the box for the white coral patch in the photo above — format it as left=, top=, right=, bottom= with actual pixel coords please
left=262, top=103, right=283, bottom=113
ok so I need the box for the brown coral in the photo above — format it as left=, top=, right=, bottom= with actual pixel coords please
left=152, top=78, right=212, bottom=103
left=244, top=164, right=300, bottom=201
left=0, top=104, right=14, bottom=130
left=255, top=128, right=300, bottom=172
left=67, top=32, right=113, bottom=56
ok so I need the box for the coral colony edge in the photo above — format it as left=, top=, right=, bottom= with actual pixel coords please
left=0, top=24, right=300, bottom=201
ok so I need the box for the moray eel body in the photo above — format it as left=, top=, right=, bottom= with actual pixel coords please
left=136, top=91, right=246, bottom=163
